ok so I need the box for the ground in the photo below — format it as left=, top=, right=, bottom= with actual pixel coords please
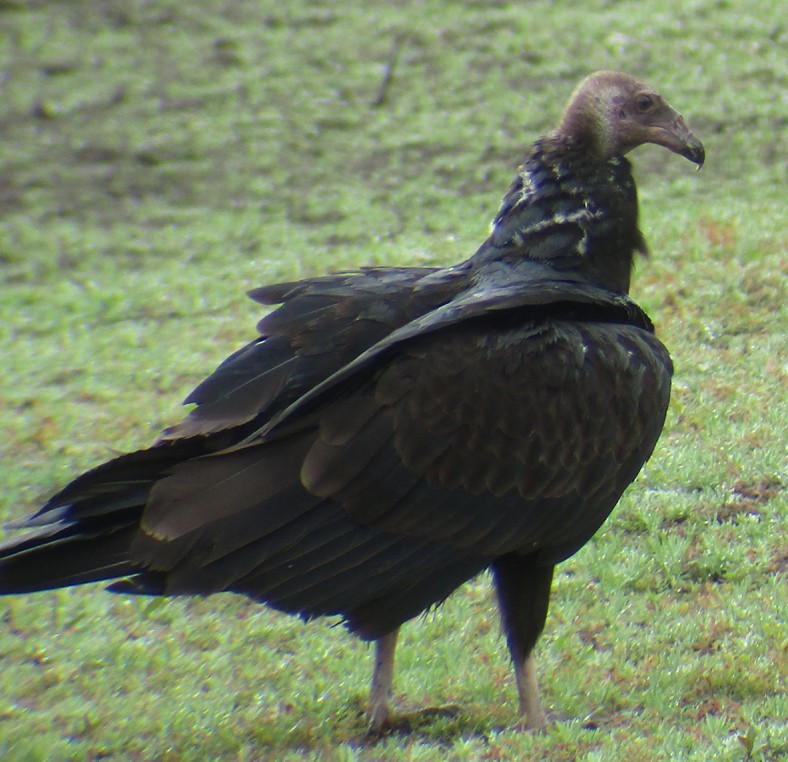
left=0, top=1, right=785, bottom=759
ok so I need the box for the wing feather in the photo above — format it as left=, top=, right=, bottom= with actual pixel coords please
left=109, top=305, right=670, bottom=635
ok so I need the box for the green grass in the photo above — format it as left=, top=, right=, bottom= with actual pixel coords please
left=0, top=0, right=785, bottom=759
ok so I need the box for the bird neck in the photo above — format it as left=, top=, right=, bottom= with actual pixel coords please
left=478, top=137, right=644, bottom=295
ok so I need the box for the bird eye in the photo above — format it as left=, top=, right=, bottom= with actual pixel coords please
left=636, top=93, right=653, bottom=112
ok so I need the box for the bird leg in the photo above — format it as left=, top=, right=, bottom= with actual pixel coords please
left=366, top=629, right=399, bottom=731
left=513, top=651, right=547, bottom=731
left=492, top=553, right=554, bottom=731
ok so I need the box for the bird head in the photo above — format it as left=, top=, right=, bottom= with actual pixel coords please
left=558, top=71, right=705, bottom=168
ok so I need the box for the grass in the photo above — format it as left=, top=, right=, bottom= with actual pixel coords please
left=0, top=0, right=785, bottom=759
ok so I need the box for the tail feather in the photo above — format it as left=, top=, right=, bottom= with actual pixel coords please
left=0, top=525, right=139, bottom=593
left=0, top=438, right=212, bottom=595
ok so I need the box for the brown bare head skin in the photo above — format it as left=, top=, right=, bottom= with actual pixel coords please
left=556, top=71, right=705, bottom=167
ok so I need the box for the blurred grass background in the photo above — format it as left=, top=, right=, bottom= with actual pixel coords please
left=0, top=0, right=785, bottom=759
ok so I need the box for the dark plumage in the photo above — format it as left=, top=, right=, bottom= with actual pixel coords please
left=0, top=71, right=703, bottom=731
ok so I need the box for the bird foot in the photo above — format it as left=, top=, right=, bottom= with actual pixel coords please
left=366, top=698, right=392, bottom=734
left=517, top=702, right=548, bottom=733
left=514, top=714, right=548, bottom=734
left=513, top=703, right=574, bottom=733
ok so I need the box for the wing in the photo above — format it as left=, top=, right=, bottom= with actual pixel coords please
left=128, top=306, right=672, bottom=638
left=240, top=269, right=656, bottom=443
left=161, top=265, right=467, bottom=440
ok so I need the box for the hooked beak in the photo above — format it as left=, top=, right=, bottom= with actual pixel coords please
left=655, top=114, right=705, bottom=169
left=677, top=127, right=705, bottom=169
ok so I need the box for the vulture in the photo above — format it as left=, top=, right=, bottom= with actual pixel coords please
left=0, top=71, right=704, bottom=732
